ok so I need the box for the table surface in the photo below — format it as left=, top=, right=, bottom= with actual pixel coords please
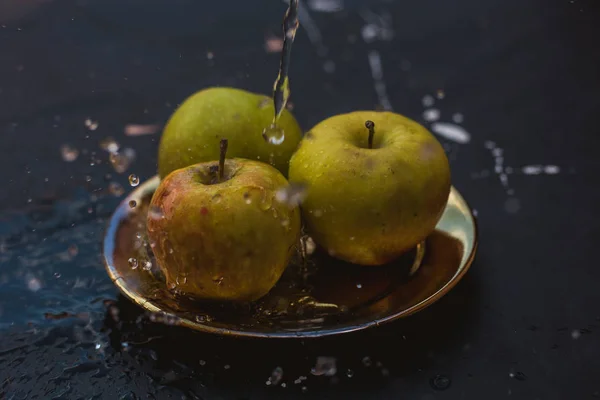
left=1, top=0, right=599, bottom=399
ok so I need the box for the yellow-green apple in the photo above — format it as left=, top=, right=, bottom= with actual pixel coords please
left=288, top=111, right=451, bottom=266
left=148, top=139, right=302, bottom=302
left=157, top=87, right=302, bottom=178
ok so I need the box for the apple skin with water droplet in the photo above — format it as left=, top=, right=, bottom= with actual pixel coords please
left=157, top=87, right=303, bottom=179
left=288, top=111, right=451, bottom=266
left=147, top=158, right=301, bottom=302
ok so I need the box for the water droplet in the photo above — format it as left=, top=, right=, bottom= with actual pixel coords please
left=129, top=200, right=137, bottom=208
left=362, top=356, right=372, bottom=367
left=148, top=206, right=164, bottom=220
left=311, top=356, right=337, bottom=377
left=302, top=236, right=316, bottom=255
left=430, top=374, right=451, bottom=390
left=509, top=371, right=527, bottom=381
left=109, top=148, right=136, bottom=173
left=356, top=283, right=362, bottom=289
left=100, top=137, right=119, bottom=153
left=224, top=364, right=231, bottom=370
left=244, top=192, right=253, bottom=204
left=452, top=113, right=464, bottom=123
left=262, top=124, right=285, bottom=145
left=301, top=386, right=308, bottom=393
left=212, top=193, right=222, bottom=203
left=60, top=144, right=79, bottom=162
left=313, top=209, right=323, bottom=218
left=206, top=51, right=214, bottom=60
left=346, top=369, right=354, bottom=378
left=143, top=260, right=152, bottom=271
left=571, top=329, right=581, bottom=339
left=269, top=366, right=284, bottom=385
left=423, top=108, right=440, bottom=122
left=281, top=219, right=290, bottom=227
left=195, top=314, right=213, bottom=323
left=212, top=276, right=224, bottom=285
left=128, top=258, right=138, bottom=269
left=431, top=122, right=471, bottom=144
left=128, top=174, right=140, bottom=186
left=108, top=182, right=125, bottom=197
left=199, top=360, right=206, bottom=366
left=26, top=275, right=42, bottom=292
left=85, top=118, right=99, bottom=131
left=436, top=89, right=445, bottom=99
left=54, top=272, right=61, bottom=278
left=85, top=175, right=92, bottom=182
left=422, top=95, right=435, bottom=107
left=275, top=183, right=308, bottom=208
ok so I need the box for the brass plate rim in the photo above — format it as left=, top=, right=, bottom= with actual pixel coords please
left=103, top=175, right=478, bottom=339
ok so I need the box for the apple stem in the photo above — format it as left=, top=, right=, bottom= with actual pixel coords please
left=365, top=120, right=375, bottom=149
left=219, top=138, right=228, bottom=182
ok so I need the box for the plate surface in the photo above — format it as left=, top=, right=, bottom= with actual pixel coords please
left=103, top=176, right=477, bottom=338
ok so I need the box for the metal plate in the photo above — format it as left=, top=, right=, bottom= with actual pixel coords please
left=103, top=175, right=477, bottom=338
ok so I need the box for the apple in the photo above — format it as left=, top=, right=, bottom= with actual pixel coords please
left=147, top=139, right=302, bottom=302
left=157, top=87, right=303, bottom=179
left=288, top=111, right=451, bottom=266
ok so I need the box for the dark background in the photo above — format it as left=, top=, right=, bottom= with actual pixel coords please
left=1, top=0, right=600, bottom=399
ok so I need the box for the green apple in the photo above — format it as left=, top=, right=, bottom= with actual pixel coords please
left=288, top=111, right=451, bottom=266
left=147, top=140, right=302, bottom=302
left=157, top=86, right=303, bottom=179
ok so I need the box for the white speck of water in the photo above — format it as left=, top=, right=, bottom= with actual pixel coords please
left=436, top=89, right=445, bottom=99
left=124, top=124, right=161, bottom=136
left=148, top=206, right=164, bottom=220
left=356, top=283, right=362, bottom=289
left=571, top=329, right=581, bottom=340
left=26, top=276, right=42, bottom=292
left=307, top=0, right=344, bottom=13
left=85, top=118, right=99, bottom=131
left=361, top=24, right=378, bottom=43
left=129, top=174, right=140, bottom=186
left=275, top=183, right=308, bottom=208
left=544, top=165, right=560, bottom=174
left=431, top=122, right=471, bottom=144
left=423, top=108, right=440, bottom=122
left=522, top=165, right=543, bottom=175
left=311, top=356, right=337, bottom=376
left=60, top=145, right=79, bottom=162
left=269, top=366, right=284, bottom=385
left=302, top=236, right=317, bottom=255
left=367, top=50, right=393, bottom=111
left=452, top=113, right=464, bottom=123
left=422, top=95, right=435, bottom=108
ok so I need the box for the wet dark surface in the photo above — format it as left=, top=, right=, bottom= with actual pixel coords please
left=1, top=0, right=600, bottom=399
